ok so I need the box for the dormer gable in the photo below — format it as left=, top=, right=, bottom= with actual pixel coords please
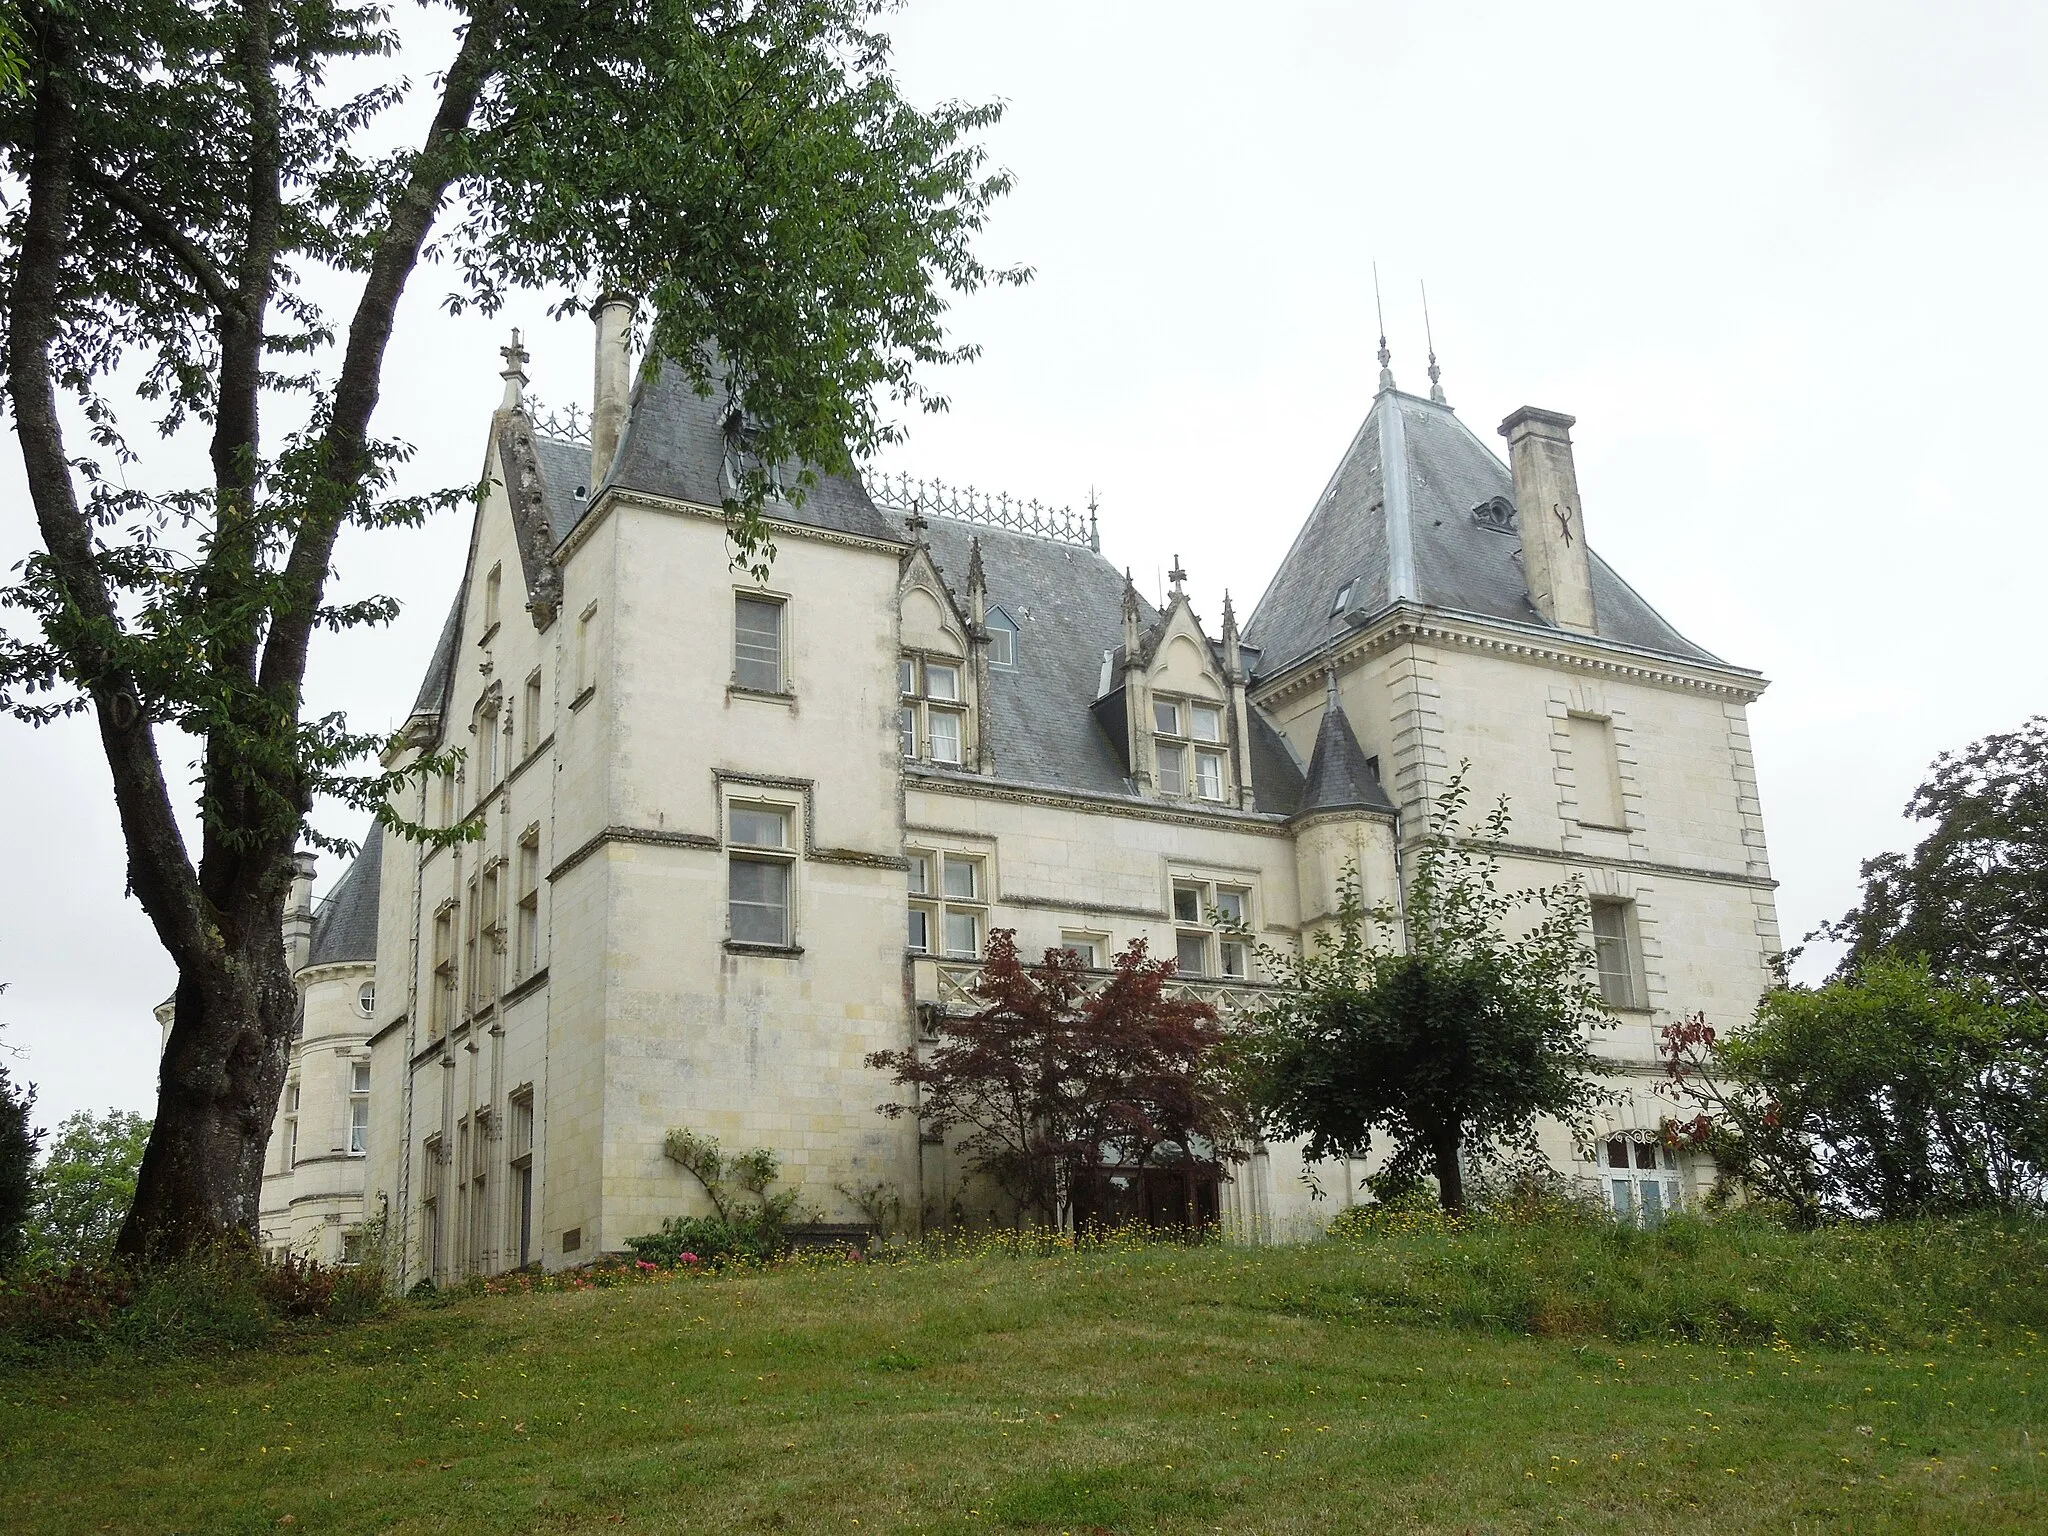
left=897, top=541, right=989, bottom=774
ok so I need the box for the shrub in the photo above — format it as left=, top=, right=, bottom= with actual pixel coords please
left=0, top=1241, right=387, bottom=1367
left=627, top=1211, right=783, bottom=1269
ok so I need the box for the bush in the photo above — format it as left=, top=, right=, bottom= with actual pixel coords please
left=0, top=1241, right=388, bottom=1367
left=626, top=1210, right=785, bottom=1269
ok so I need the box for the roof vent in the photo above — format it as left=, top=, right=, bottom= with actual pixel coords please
left=1472, top=495, right=1517, bottom=533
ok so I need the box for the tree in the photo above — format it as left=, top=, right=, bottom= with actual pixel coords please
left=0, top=0, right=1019, bottom=1257
left=0, top=1013, right=36, bottom=1269
left=867, top=931, right=1250, bottom=1229
left=1814, top=715, right=2048, bottom=1005
left=1241, top=771, right=1612, bottom=1212
left=1663, top=959, right=2048, bottom=1221
left=24, top=1108, right=152, bottom=1268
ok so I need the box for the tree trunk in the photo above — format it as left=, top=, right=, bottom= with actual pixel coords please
left=1431, top=1130, right=1465, bottom=1213
left=118, top=914, right=299, bottom=1257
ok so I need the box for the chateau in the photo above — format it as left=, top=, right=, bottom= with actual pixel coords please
left=251, top=311, right=1782, bottom=1279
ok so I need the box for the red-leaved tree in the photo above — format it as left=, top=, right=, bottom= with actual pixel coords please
left=867, top=931, right=1250, bottom=1228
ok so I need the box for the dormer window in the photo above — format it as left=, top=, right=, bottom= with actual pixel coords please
left=901, top=654, right=966, bottom=767
left=1152, top=695, right=1226, bottom=802
left=722, top=408, right=783, bottom=497
left=1331, top=579, right=1357, bottom=616
left=986, top=608, right=1019, bottom=669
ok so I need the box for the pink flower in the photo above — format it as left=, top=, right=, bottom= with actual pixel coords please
left=680, top=1252, right=700, bottom=1265
left=636, top=1260, right=656, bottom=1271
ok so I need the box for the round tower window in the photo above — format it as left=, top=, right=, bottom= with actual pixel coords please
left=357, top=982, right=375, bottom=1017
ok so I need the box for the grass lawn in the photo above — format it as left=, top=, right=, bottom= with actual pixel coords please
left=3, top=1225, right=2044, bottom=1533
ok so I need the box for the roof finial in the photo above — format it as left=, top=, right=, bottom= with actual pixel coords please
left=1168, top=554, right=1188, bottom=596
left=1324, top=660, right=1341, bottom=711
left=1373, top=262, right=1394, bottom=393
left=1421, top=279, right=1446, bottom=406
left=1087, top=487, right=1100, bottom=553
left=498, top=327, right=530, bottom=410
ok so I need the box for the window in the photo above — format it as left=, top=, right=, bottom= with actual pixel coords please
left=515, top=827, right=541, bottom=978
left=1060, top=933, right=1104, bottom=968
left=907, top=848, right=987, bottom=958
left=521, top=669, right=542, bottom=757
left=1171, top=878, right=1253, bottom=981
left=348, top=1061, right=370, bottom=1156
left=463, top=873, right=481, bottom=1016
left=483, top=562, right=501, bottom=632
left=473, top=693, right=502, bottom=802
left=510, top=1089, right=536, bottom=1268
left=456, top=1113, right=489, bottom=1277
left=357, top=981, right=375, bottom=1018
left=283, top=1080, right=300, bottom=1170
left=1152, top=696, right=1227, bottom=800
left=728, top=804, right=794, bottom=947
left=438, top=769, right=456, bottom=829
left=1156, top=742, right=1186, bottom=796
left=987, top=609, right=1018, bottom=668
left=1591, top=900, right=1639, bottom=1009
left=478, top=861, right=503, bottom=1010
left=575, top=601, right=598, bottom=700
left=900, top=656, right=967, bottom=767
left=423, top=1132, right=445, bottom=1281
left=734, top=593, right=785, bottom=692
left=1332, top=579, right=1357, bottom=616
left=1568, top=713, right=1625, bottom=827
left=431, top=903, right=457, bottom=1038
left=1605, top=1137, right=1682, bottom=1227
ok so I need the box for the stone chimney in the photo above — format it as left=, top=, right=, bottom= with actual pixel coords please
left=284, top=849, right=318, bottom=973
left=589, top=295, right=634, bottom=491
left=1498, top=406, right=1597, bottom=633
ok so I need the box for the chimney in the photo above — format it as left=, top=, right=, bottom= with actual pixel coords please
left=283, top=849, right=318, bottom=973
left=589, top=295, right=634, bottom=491
left=1498, top=406, right=1597, bottom=633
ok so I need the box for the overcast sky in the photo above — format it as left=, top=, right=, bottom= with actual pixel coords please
left=4, top=0, right=2044, bottom=1134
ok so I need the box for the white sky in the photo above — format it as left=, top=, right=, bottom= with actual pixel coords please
left=4, top=0, right=2045, bottom=1133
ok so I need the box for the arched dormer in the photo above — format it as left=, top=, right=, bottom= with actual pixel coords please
left=896, top=544, right=984, bottom=773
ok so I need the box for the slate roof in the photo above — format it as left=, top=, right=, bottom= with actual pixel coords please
left=604, top=361, right=896, bottom=542
left=307, top=822, right=383, bottom=967
left=885, top=510, right=1308, bottom=816
left=1243, top=388, right=1720, bottom=679
left=1296, top=687, right=1396, bottom=817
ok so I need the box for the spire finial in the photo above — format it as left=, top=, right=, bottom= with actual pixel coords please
left=1324, top=660, right=1340, bottom=710
left=1087, top=487, right=1100, bottom=552
left=1421, top=279, right=1446, bottom=406
left=1167, top=553, right=1188, bottom=596
left=1373, top=262, right=1394, bottom=393
left=498, top=327, right=530, bottom=410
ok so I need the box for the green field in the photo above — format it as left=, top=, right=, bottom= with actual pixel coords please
left=3, top=1219, right=2045, bottom=1533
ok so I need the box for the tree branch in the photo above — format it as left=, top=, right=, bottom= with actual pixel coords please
left=5, top=22, right=207, bottom=965
left=77, top=164, right=235, bottom=310
left=257, top=0, right=508, bottom=703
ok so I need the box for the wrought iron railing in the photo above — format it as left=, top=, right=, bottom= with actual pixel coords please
left=928, top=960, right=1272, bottom=1023
left=525, top=397, right=592, bottom=445
left=865, top=470, right=1098, bottom=550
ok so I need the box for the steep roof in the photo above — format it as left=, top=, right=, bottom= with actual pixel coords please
left=604, top=361, right=896, bottom=542
left=885, top=510, right=1307, bottom=815
left=1243, top=388, right=1720, bottom=678
left=1295, top=686, right=1396, bottom=817
left=307, top=822, right=383, bottom=967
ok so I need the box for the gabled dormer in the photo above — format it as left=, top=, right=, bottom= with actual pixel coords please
left=896, top=535, right=988, bottom=775
left=1090, top=565, right=1258, bottom=810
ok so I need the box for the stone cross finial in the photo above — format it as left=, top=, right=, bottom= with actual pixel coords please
left=499, top=327, right=530, bottom=410
left=1168, top=554, right=1187, bottom=594
left=904, top=504, right=928, bottom=543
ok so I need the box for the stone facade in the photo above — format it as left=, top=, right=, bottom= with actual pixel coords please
left=265, top=331, right=1779, bottom=1276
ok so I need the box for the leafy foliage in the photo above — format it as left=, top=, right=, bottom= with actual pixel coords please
left=23, top=1108, right=151, bottom=1269
left=0, top=1023, right=35, bottom=1271
left=867, top=931, right=1251, bottom=1227
left=1814, top=714, right=2048, bottom=1005
left=1240, top=769, right=1612, bottom=1211
left=0, top=0, right=1018, bottom=1253
left=632, top=1129, right=806, bottom=1264
left=1663, top=958, right=2048, bottom=1222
